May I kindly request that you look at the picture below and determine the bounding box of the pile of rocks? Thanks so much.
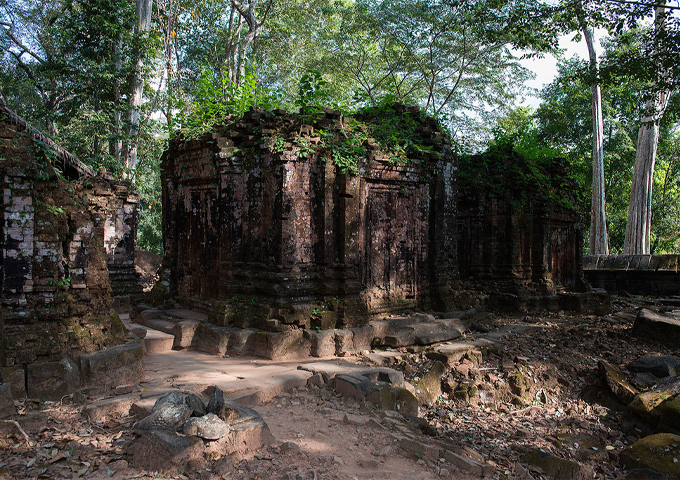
[597,351,680,477]
[129,387,273,474]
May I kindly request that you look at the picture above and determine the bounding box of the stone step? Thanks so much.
[136,309,201,350]
[131,324,175,354]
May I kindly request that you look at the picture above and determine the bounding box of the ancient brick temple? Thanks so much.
[0,104,141,398]
[160,105,457,330]
[160,105,591,329]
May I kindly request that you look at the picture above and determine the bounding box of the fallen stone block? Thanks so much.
[524,449,594,480]
[129,429,204,474]
[399,437,440,461]
[630,376,680,414]
[343,413,369,426]
[654,396,680,432]
[83,393,142,422]
[334,374,382,401]
[599,360,638,405]
[0,383,14,418]
[27,357,80,400]
[80,343,143,393]
[620,433,680,478]
[413,319,465,345]
[442,449,495,477]
[367,386,419,416]
[472,336,504,356]
[426,342,476,366]
[382,328,415,348]
[633,309,680,348]
[360,367,405,387]
[414,361,446,404]
[629,355,680,379]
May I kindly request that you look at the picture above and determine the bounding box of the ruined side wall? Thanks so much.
[160,106,457,329]
[454,150,587,310]
[0,117,131,397]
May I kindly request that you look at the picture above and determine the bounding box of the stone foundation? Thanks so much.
[584,255,680,297]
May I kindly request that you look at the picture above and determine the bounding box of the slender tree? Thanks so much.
[126,0,153,174]
[579,17,609,254]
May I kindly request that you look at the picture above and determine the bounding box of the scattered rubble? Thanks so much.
[3,296,680,479]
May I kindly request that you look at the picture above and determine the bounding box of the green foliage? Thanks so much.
[458,128,580,214]
[133,123,167,255]
[180,65,282,138]
[296,69,333,113]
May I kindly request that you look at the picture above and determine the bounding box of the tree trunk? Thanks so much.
[126,0,153,175]
[623,3,670,254]
[111,35,123,161]
[623,117,661,254]
[582,24,608,254]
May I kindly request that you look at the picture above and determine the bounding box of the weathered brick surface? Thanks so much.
[0,105,141,397]
[159,105,588,327]
[160,105,458,329]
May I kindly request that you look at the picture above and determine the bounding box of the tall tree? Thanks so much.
[126,0,153,173]
[623,2,671,254]
[580,16,608,254]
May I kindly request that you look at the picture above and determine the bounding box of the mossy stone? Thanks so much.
[620,433,680,477]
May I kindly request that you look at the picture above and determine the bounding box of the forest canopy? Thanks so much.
[1,0,679,255]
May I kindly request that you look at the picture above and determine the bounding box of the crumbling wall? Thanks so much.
[160,105,458,330]
[454,146,588,310]
[0,106,140,398]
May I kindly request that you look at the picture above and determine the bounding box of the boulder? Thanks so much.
[620,433,680,477]
[79,342,143,392]
[629,355,680,379]
[524,449,594,480]
[633,309,680,348]
[182,413,230,440]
